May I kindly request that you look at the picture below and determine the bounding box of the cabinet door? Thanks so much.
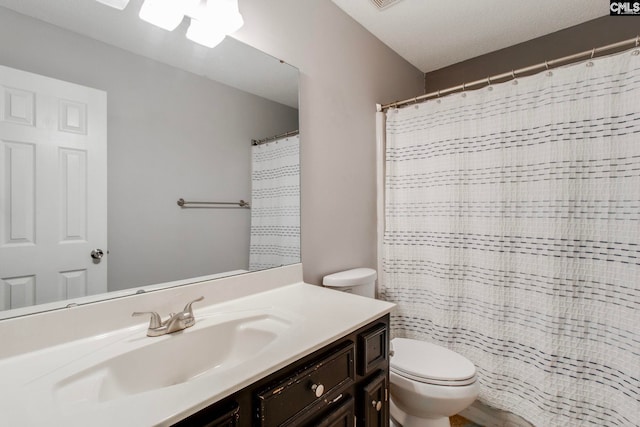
[358,371,388,427]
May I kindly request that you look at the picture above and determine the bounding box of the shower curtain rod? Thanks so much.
[377,35,640,112]
[251,129,299,145]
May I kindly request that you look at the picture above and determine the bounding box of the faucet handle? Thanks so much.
[182,296,204,316]
[132,311,163,329]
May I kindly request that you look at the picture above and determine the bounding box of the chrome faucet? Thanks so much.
[132,296,204,337]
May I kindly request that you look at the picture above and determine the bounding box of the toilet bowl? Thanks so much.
[389,338,479,427]
[322,269,480,427]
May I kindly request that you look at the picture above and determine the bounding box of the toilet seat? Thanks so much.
[390,338,477,386]
[391,366,476,386]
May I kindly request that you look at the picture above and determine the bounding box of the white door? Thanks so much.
[0,65,107,310]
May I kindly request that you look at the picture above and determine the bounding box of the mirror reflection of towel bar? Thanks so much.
[177,198,250,208]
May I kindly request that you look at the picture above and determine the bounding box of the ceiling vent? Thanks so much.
[370,0,403,10]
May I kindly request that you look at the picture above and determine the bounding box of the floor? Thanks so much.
[450,415,483,427]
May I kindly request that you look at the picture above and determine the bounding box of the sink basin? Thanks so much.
[53,312,291,406]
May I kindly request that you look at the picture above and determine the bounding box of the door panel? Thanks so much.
[2,86,35,126]
[59,148,87,241]
[59,269,88,299]
[2,140,35,245]
[0,275,35,309]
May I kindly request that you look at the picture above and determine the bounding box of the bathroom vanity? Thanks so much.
[174,314,389,427]
[0,265,394,426]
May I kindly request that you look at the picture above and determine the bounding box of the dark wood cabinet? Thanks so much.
[172,314,389,427]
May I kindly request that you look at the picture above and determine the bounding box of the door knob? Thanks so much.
[91,249,105,260]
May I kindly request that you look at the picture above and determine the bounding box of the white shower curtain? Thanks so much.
[249,134,300,271]
[381,49,640,426]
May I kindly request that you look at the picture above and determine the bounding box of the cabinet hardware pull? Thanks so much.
[311,383,325,398]
[371,400,382,411]
[330,394,343,404]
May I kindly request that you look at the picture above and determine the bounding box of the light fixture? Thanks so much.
[95,0,244,49]
[95,0,130,10]
[139,0,185,31]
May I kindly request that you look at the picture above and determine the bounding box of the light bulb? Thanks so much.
[193,0,244,35]
[186,18,226,48]
[217,0,244,34]
[139,0,185,31]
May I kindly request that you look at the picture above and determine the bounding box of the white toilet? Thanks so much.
[323,268,480,427]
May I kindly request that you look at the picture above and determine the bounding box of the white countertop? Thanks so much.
[0,282,393,426]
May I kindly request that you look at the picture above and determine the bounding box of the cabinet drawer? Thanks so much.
[357,324,388,376]
[256,342,355,427]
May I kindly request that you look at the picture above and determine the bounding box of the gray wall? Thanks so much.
[234,0,425,285]
[0,8,298,291]
[425,16,640,91]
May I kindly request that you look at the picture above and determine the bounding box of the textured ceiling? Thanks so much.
[0,0,299,108]
[332,0,609,72]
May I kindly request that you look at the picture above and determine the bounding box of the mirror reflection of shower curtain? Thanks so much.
[249,134,300,271]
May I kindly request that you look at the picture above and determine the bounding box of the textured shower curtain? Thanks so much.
[249,134,300,271]
[381,49,640,426]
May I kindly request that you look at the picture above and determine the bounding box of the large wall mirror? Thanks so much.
[0,0,300,319]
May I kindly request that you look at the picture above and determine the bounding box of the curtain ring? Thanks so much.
[636,35,639,47]
[585,48,596,67]
[544,60,549,70]
[486,76,493,91]
[511,70,516,79]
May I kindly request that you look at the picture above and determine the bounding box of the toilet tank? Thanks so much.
[322,268,377,298]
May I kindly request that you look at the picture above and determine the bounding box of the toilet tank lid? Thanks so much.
[322,268,377,287]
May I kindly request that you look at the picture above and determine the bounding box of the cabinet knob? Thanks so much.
[311,383,325,397]
[371,400,382,411]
